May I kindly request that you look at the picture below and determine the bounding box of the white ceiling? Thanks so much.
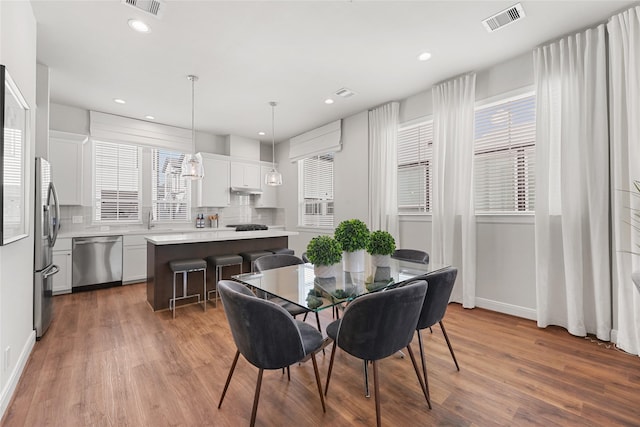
[31,0,636,142]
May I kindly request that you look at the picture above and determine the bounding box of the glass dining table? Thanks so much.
[232,257,450,315]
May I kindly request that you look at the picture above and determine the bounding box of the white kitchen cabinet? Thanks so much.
[49,131,87,205]
[197,155,230,207]
[230,161,260,189]
[123,235,147,284]
[52,237,72,295]
[256,165,278,207]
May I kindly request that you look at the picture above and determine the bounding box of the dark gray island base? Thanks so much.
[146,232,292,311]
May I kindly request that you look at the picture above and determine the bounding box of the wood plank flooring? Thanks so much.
[2,283,639,426]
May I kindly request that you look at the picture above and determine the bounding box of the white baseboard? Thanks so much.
[0,330,35,419]
[475,297,537,321]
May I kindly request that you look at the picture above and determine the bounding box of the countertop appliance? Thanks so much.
[227,224,269,231]
[34,157,61,339]
[72,236,123,291]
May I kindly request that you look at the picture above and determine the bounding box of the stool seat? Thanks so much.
[207,254,244,267]
[268,248,295,255]
[170,259,207,272]
[239,250,272,262]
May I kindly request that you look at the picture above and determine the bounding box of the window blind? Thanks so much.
[397,121,433,213]
[152,149,190,221]
[474,92,536,213]
[300,153,334,228]
[94,141,141,222]
[3,127,24,228]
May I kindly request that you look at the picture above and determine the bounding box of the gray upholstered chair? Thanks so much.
[411,267,459,404]
[324,280,429,426]
[217,280,326,427]
[253,254,323,332]
[392,248,429,264]
[301,252,310,263]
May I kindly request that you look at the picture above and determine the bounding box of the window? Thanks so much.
[94,141,141,222]
[474,92,536,213]
[299,153,334,228]
[397,120,433,213]
[152,149,190,221]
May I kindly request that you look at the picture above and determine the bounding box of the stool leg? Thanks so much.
[203,268,207,312]
[182,271,188,305]
[172,271,177,319]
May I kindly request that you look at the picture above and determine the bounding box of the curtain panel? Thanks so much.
[431,73,477,308]
[608,6,640,355]
[368,102,400,241]
[533,25,611,340]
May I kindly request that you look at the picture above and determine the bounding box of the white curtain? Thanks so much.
[608,6,640,355]
[533,25,610,340]
[368,102,399,241]
[431,74,476,308]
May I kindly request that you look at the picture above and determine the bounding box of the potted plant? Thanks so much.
[334,219,370,272]
[366,230,396,268]
[306,235,343,278]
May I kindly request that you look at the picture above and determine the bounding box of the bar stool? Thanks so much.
[267,248,295,255]
[206,254,243,307]
[239,250,272,273]
[169,258,207,319]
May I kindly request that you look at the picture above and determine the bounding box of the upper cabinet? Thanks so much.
[230,161,260,189]
[49,131,87,205]
[256,165,278,208]
[197,154,230,207]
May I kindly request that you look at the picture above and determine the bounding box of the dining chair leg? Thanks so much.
[218,350,240,409]
[324,340,337,396]
[407,342,431,409]
[311,353,326,412]
[363,360,370,398]
[250,368,264,427]
[286,366,291,381]
[372,360,381,427]
[439,321,460,371]
[417,330,431,407]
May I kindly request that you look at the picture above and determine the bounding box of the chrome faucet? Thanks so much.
[147,210,155,230]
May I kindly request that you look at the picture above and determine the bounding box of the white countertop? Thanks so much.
[145,229,298,245]
[58,225,286,239]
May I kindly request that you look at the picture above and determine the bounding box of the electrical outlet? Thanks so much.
[72,215,83,224]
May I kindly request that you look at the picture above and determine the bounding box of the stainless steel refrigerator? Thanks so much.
[34,157,60,339]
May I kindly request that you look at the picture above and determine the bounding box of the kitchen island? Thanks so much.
[145,229,298,311]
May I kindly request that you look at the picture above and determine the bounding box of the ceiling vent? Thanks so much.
[122,0,165,18]
[335,87,356,98]
[482,3,525,33]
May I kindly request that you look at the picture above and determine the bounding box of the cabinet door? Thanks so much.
[52,251,72,295]
[230,162,260,188]
[49,133,84,205]
[198,157,230,207]
[256,165,278,207]
[123,245,147,283]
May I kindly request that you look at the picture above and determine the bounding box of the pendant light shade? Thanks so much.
[265,101,283,186]
[181,75,204,180]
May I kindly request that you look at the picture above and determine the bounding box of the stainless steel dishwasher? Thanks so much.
[72,236,123,291]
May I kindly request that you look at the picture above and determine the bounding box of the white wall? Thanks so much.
[0,0,38,418]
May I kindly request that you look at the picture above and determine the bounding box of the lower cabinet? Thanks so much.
[52,250,72,295]
[123,235,147,284]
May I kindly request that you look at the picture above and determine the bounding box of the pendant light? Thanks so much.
[181,75,204,180]
[265,101,283,186]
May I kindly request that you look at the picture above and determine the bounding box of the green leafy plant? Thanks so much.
[366,230,396,256]
[306,235,343,266]
[334,219,370,252]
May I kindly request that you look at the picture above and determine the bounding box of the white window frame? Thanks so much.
[151,148,191,223]
[397,116,433,215]
[474,87,536,215]
[298,153,335,229]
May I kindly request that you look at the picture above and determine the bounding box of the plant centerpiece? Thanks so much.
[366,230,396,268]
[306,235,343,278]
[334,219,370,272]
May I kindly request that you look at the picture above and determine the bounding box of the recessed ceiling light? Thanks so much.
[418,52,432,61]
[113,98,126,104]
[324,98,335,105]
[128,19,151,33]
[258,131,266,136]
[145,115,155,120]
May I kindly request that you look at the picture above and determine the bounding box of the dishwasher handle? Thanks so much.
[73,236,123,245]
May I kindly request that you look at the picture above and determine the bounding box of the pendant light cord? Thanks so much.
[270,101,277,169]
[188,75,198,154]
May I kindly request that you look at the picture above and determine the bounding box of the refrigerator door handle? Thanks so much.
[42,264,60,279]
[47,182,61,247]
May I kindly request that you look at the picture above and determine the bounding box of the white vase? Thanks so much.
[314,264,338,278]
[343,249,365,272]
[371,254,391,268]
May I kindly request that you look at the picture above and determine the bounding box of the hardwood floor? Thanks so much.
[2,283,639,426]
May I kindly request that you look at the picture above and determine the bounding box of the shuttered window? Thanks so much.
[94,141,141,222]
[3,127,24,227]
[474,92,536,213]
[152,149,190,221]
[299,153,334,228]
[397,121,433,213]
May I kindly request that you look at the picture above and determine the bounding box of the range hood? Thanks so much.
[230,186,263,195]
